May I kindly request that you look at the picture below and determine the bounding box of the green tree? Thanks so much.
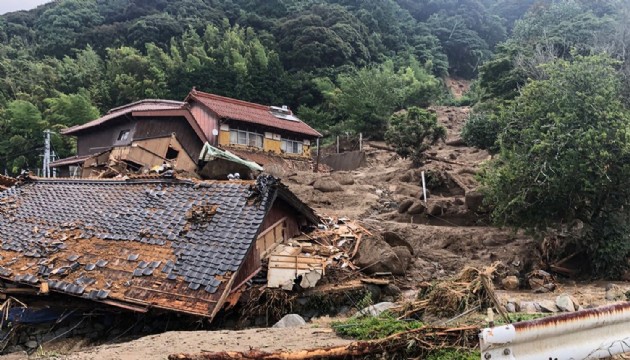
[0,100,47,174]
[481,55,630,277]
[385,107,446,165]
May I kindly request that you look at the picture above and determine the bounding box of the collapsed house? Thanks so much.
[51,91,323,178]
[0,174,318,320]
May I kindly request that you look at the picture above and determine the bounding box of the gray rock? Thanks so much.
[555,294,576,312]
[505,302,517,313]
[25,340,38,349]
[538,300,559,313]
[427,201,447,216]
[383,284,402,297]
[397,199,414,213]
[272,314,306,328]
[519,301,538,314]
[313,179,343,193]
[332,173,355,186]
[355,302,397,317]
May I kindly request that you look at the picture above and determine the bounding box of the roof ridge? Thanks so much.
[108,99,185,114]
[191,91,271,111]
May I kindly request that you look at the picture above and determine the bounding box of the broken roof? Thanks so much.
[0,175,316,318]
[186,90,322,138]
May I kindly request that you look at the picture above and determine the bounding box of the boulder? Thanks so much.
[519,301,538,314]
[465,190,485,212]
[407,201,426,215]
[383,284,402,297]
[25,340,38,349]
[332,172,355,186]
[501,276,519,291]
[605,283,625,301]
[555,294,576,312]
[538,300,559,313]
[313,178,343,193]
[505,302,517,313]
[394,183,423,197]
[382,231,414,255]
[272,314,306,328]
[355,302,397,317]
[427,201,448,216]
[354,237,411,276]
[397,199,414,213]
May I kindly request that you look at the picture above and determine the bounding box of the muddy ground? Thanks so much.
[3,105,628,359]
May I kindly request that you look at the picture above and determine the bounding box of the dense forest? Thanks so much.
[2,0,630,276]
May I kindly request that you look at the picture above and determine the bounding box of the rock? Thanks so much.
[465,190,484,212]
[25,340,38,349]
[355,302,397,317]
[519,301,538,314]
[505,302,517,313]
[332,172,355,186]
[538,300,559,313]
[354,237,411,275]
[555,294,576,312]
[383,284,402,297]
[272,314,306,328]
[448,153,457,160]
[397,199,414,213]
[605,283,625,301]
[394,183,423,197]
[453,197,465,206]
[382,232,414,255]
[501,276,519,290]
[313,179,343,193]
[427,200,447,216]
[407,201,426,215]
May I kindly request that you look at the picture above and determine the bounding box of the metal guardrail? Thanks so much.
[480,302,630,359]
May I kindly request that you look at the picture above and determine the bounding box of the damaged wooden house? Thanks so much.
[0,174,318,320]
[51,99,208,178]
[51,91,322,179]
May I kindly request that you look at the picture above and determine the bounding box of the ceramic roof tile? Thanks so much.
[0,176,282,318]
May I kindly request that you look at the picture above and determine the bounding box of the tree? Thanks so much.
[385,107,446,165]
[0,100,47,174]
[481,55,630,277]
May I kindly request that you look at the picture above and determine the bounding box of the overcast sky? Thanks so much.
[0,0,52,15]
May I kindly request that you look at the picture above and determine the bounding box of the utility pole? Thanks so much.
[43,130,51,178]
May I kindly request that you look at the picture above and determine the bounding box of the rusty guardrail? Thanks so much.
[480,302,630,359]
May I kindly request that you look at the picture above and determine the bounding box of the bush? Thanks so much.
[385,107,447,166]
[332,313,424,340]
[461,112,502,152]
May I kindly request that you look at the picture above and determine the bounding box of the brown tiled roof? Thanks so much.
[63,100,186,135]
[187,90,322,138]
[0,175,315,318]
[49,154,92,168]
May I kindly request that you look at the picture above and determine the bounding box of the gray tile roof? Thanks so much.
[0,176,285,317]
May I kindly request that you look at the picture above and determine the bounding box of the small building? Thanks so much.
[0,174,318,319]
[186,90,322,159]
[52,100,207,178]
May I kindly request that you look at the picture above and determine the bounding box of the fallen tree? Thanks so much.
[168,325,478,360]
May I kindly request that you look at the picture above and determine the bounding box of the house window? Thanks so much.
[117,130,130,141]
[281,139,303,154]
[229,129,263,149]
[165,147,179,160]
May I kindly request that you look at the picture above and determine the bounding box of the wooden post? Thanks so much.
[336,136,340,154]
[359,133,363,151]
[314,137,320,173]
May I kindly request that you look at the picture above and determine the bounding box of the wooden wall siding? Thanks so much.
[133,137,197,172]
[256,217,286,258]
[77,120,137,156]
[231,245,262,292]
[190,102,220,144]
[134,117,203,160]
[261,200,301,241]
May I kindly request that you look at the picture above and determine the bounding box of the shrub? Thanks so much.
[461,112,501,152]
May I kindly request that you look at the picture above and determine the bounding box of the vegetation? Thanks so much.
[385,107,446,165]
[332,313,424,340]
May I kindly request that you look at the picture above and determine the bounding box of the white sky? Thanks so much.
[0,0,52,15]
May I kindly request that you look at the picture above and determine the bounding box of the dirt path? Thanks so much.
[0,327,350,360]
